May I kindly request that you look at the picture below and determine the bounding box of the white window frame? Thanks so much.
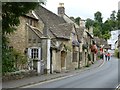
[28,47,41,60]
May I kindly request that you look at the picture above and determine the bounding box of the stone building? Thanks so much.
[8,5,83,74]
[7,4,97,74]
[34,5,82,73]
[7,11,45,73]
[57,3,97,67]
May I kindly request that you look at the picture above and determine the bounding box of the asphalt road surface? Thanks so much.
[22,57,120,89]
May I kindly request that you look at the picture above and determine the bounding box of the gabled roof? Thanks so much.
[26,24,43,38]
[34,5,66,35]
[49,23,73,39]
[76,28,84,43]
[94,37,100,45]
[85,31,94,39]
[63,14,80,28]
[24,11,38,20]
[103,44,111,49]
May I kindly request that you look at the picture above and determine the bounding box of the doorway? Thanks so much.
[61,51,66,69]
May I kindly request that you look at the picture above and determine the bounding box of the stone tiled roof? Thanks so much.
[94,37,101,46]
[25,11,38,20]
[27,24,43,38]
[94,37,107,47]
[76,28,84,43]
[34,5,66,36]
[49,23,73,39]
[100,38,107,45]
[103,44,111,49]
[85,31,94,39]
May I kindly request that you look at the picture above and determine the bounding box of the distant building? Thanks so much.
[108,30,120,49]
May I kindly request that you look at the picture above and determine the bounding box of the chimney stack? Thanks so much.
[58,3,65,17]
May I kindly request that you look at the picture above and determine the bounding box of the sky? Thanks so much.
[43,0,120,22]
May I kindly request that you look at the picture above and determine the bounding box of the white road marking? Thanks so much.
[22,74,75,88]
[98,59,105,68]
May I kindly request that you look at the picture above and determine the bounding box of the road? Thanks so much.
[22,57,119,89]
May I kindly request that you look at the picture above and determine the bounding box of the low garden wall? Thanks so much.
[2,70,38,82]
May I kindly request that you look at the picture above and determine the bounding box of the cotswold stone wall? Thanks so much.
[7,16,27,54]
[2,70,38,82]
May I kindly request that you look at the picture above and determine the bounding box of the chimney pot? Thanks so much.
[58,3,65,17]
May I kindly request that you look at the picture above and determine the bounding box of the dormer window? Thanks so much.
[29,19,32,25]
[28,19,37,27]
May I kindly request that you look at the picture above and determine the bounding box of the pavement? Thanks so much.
[2,59,104,89]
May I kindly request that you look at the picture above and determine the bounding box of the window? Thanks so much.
[73,51,77,62]
[31,48,38,59]
[28,48,41,60]
[72,46,77,62]
[28,39,32,43]
[33,20,37,27]
[29,19,32,25]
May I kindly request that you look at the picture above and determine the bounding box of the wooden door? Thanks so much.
[61,51,66,68]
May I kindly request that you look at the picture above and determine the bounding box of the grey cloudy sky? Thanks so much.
[43,0,120,21]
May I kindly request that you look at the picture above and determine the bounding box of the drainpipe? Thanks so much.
[78,42,81,69]
[78,45,80,69]
[47,39,51,74]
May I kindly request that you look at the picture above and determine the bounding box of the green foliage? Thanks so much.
[117,10,120,29]
[92,11,113,40]
[75,17,81,25]
[2,2,39,34]
[93,26,101,37]
[102,33,111,40]
[2,48,27,74]
[85,18,94,29]
[94,11,103,23]
[2,48,15,73]
[110,10,116,21]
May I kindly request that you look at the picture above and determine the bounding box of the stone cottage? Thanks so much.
[34,5,82,73]
[57,3,97,67]
[7,3,97,74]
[7,4,83,74]
[7,11,45,73]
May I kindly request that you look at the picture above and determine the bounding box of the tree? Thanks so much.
[109,10,117,30]
[94,11,103,23]
[117,10,120,29]
[75,17,81,25]
[93,11,111,40]
[2,2,39,34]
[85,18,94,29]
[93,26,102,37]
[110,10,116,21]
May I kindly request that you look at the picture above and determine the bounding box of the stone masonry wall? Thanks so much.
[8,16,27,54]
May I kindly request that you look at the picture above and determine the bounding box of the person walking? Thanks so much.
[105,51,108,61]
[107,52,111,61]
[100,47,103,60]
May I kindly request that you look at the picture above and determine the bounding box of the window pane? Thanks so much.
[73,51,77,62]
[31,48,39,59]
